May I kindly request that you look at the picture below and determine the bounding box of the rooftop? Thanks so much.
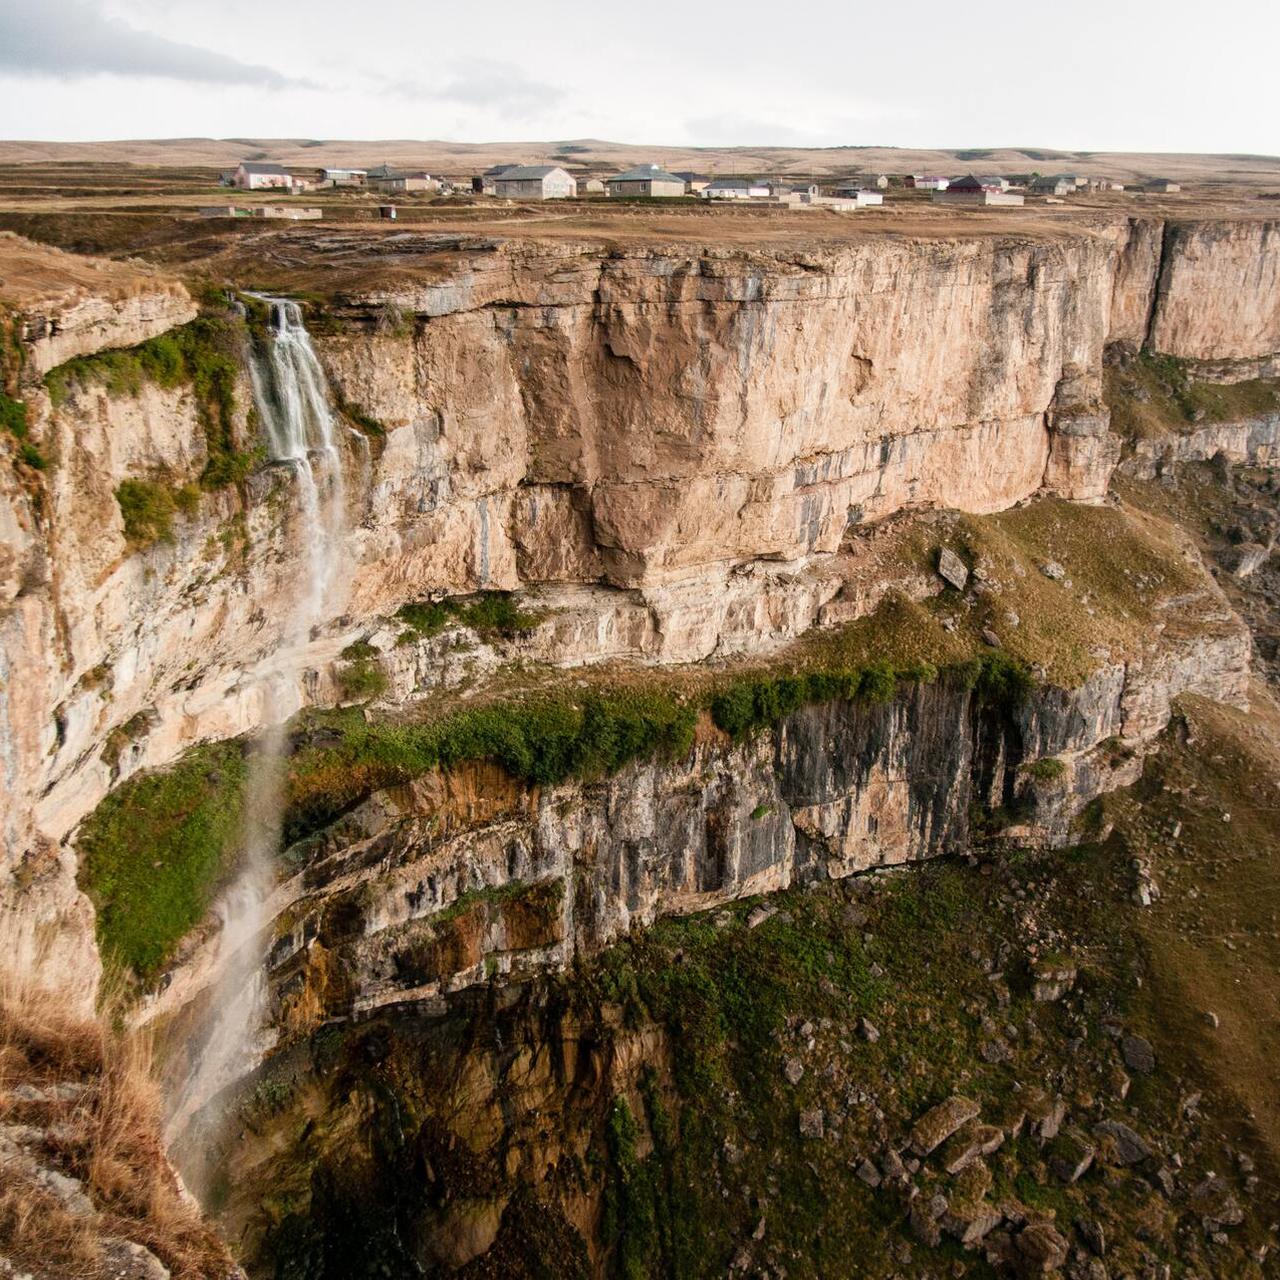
[609,165,687,184]
[495,165,566,180]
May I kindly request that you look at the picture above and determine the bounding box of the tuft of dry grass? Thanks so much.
[0,963,236,1279]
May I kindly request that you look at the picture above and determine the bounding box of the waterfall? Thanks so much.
[247,298,346,622]
[168,299,345,1149]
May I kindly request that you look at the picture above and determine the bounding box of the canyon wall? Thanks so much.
[261,629,1252,1034]
[0,215,1278,1001]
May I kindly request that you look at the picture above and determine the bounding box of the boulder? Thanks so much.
[937,547,969,590]
[1075,1216,1106,1257]
[1032,959,1077,1002]
[798,1108,824,1140]
[1047,1127,1095,1184]
[1189,1174,1244,1229]
[1223,541,1269,578]
[1120,1033,1155,1075]
[1014,1222,1070,1273]
[940,1122,1005,1174]
[910,1095,981,1156]
[1092,1119,1152,1166]
[1022,1088,1067,1141]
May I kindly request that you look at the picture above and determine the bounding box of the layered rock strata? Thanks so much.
[1,216,1278,1001]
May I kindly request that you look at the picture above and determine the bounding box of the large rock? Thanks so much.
[1092,1119,1152,1166]
[911,1095,981,1156]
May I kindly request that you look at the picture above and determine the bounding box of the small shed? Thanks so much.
[1145,178,1181,193]
[318,167,367,188]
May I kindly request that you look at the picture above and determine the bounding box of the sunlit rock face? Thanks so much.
[1,215,1278,1005]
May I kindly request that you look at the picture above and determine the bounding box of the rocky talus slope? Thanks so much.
[0,213,1278,1276]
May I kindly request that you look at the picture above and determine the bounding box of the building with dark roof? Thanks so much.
[492,165,577,200]
[605,165,688,197]
[933,174,1025,206]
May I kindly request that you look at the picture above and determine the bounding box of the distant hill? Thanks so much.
[1,137,1278,185]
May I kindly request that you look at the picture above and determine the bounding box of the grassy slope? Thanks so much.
[225,691,1280,1278]
[1105,350,1280,442]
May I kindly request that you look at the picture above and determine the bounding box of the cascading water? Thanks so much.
[167,299,346,1147]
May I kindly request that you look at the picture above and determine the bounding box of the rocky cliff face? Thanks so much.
[0,214,1277,1008]
[184,626,1244,1055]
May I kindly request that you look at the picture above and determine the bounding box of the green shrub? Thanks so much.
[1024,756,1067,782]
[335,657,388,703]
[709,663,910,740]
[17,441,45,470]
[0,390,44,468]
[972,652,1035,708]
[115,478,177,545]
[0,389,26,437]
[395,591,540,640]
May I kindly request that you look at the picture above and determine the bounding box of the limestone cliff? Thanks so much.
[0,214,1277,1007]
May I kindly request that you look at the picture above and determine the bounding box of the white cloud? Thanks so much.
[0,0,308,87]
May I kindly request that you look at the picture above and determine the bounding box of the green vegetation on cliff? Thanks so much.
[76,740,247,978]
[114,476,199,545]
[1105,349,1279,440]
[77,641,1031,982]
[395,591,541,640]
[44,314,259,493]
[0,387,45,469]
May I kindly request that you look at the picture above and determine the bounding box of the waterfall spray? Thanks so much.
[168,299,346,1144]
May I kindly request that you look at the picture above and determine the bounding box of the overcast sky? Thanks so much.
[0,0,1276,153]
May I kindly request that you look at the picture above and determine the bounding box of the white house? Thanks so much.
[703,177,770,199]
[232,162,291,191]
[318,168,367,188]
[492,165,577,200]
[831,187,885,206]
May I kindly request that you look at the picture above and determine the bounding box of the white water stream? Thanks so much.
[168,299,346,1142]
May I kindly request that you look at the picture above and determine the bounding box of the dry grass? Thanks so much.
[1107,685,1280,1192]
[0,230,187,309]
[0,963,235,1278]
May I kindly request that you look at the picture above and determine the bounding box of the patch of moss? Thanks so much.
[76,740,248,979]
